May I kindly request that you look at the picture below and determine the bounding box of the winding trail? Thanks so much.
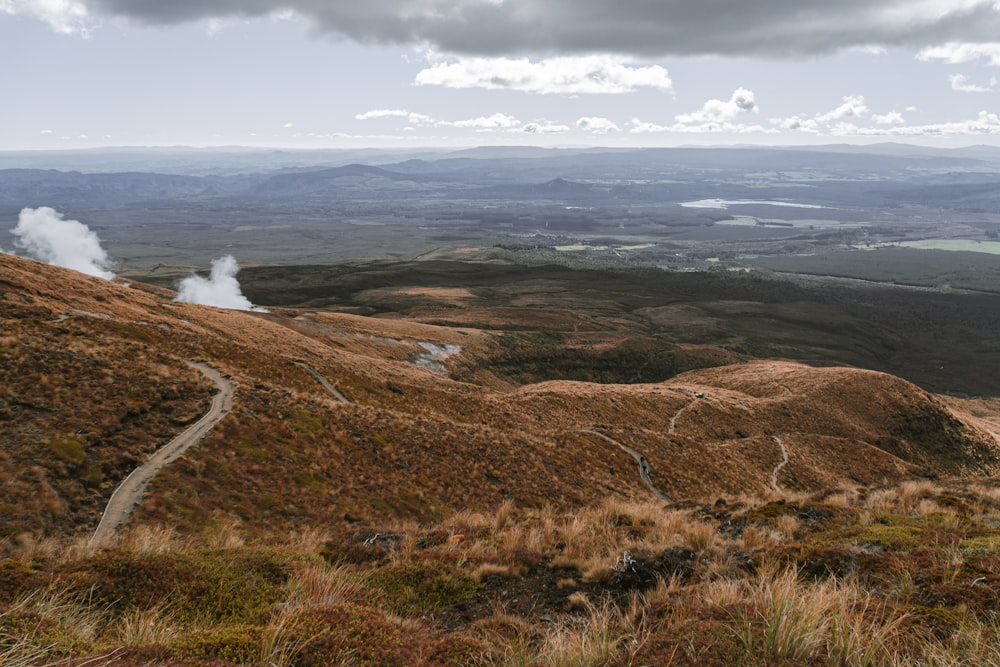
[573,428,674,504]
[90,362,232,547]
[770,434,789,495]
[669,399,697,436]
[295,362,351,404]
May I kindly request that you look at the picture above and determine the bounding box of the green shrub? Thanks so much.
[366,563,479,616]
[45,436,86,464]
[170,623,261,663]
[286,603,416,667]
[59,547,290,625]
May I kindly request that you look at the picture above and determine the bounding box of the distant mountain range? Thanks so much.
[1,144,998,213]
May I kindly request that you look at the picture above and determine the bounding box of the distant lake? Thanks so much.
[679,198,828,210]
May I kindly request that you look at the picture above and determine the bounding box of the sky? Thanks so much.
[2,0,1000,150]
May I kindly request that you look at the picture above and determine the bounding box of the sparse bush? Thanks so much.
[366,563,479,616]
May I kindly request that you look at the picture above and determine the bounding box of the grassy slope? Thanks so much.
[3,253,1000,543]
[7,481,1000,665]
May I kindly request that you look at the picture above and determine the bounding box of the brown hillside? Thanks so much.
[2,253,998,541]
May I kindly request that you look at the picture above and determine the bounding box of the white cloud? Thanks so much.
[39,129,53,134]
[637,88,772,134]
[576,116,620,133]
[11,206,114,279]
[355,108,435,124]
[629,108,773,135]
[950,73,995,92]
[675,88,758,125]
[771,115,822,133]
[414,54,672,94]
[872,111,906,124]
[359,108,569,134]
[1,0,90,35]
[918,42,1000,66]
[282,122,294,128]
[824,110,1000,136]
[816,95,869,123]
[628,118,668,134]
[442,112,522,130]
[519,121,570,134]
[175,255,266,312]
[772,95,912,134]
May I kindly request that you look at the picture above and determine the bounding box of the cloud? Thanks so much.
[816,95,869,123]
[675,88,758,125]
[1,0,90,35]
[414,55,672,94]
[630,88,772,134]
[771,115,822,133]
[282,121,295,128]
[441,112,522,130]
[804,110,1000,137]
[355,108,435,124]
[772,95,912,134]
[519,121,570,133]
[918,42,1000,66]
[17,0,1000,58]
[576,116,620,133]
[872,111,906,124]
[949,73,996,92]
[39,129,53,134]
[175,255,266,312]
[11,207,114,279]
[357,108,568,133]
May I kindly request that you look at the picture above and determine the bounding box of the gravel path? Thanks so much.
[295,361,351,404]
[573,428,674,504]
[770,434,789,495]
[90,362,232,547]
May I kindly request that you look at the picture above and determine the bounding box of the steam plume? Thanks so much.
[175,255,266,312]
[11,207,115,279]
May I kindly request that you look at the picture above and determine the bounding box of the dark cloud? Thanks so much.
[86,0,1000,57]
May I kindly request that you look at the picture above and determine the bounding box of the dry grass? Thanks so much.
[201,517,246,549]
[472,563,513,583]
[115,603,180,646]
[7,482,1000,665]
[281,561,364,609]
[119,524,192,555]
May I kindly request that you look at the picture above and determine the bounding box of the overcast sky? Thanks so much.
[3,0,1000,150]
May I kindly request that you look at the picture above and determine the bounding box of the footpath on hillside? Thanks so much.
[90,361,232,547]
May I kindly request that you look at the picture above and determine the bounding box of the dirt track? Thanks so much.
[294,361,351,403]
[770,435,789,495]
[90,362,232,547]
[573,428,674,504]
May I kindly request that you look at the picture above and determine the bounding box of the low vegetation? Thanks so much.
[5,480,1000,665]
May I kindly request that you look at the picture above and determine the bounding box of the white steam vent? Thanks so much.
[10,206,115,279]
[175,255,267,312]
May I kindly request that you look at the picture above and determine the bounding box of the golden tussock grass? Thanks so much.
[8,482,1000,665]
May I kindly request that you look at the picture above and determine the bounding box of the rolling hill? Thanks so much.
[2,251,998,543]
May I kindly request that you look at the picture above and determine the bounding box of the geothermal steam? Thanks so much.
[175,255,265,312]
[11,207,115,279]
